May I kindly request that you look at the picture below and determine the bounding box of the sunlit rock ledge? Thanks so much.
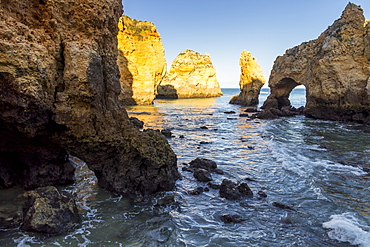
[157,50,223,99]
[261,3,370,124]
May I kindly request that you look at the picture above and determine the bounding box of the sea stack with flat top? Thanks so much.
[157,50,223,99]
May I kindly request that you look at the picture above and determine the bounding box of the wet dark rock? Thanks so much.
[189,158,217,172]
[244,108,258,113]
[193,169,212,182]
[200,141,211,145]
[204,187,210,192]
[257,191,267,198]
[208,182,221,190]
[239,201,250,208]
[255,106,304,119]
[224,111,236,114]
[239,114,249,117]
[272,202,295,211]
[161,129,173,138]
[130,117,144,129]
[221,213,244,223]
[200,126,209,129]
[188,187,204,195]
[181,165,193,173]
[155,194,175,206]
[21,186,79,235]
[219,179,242,200]
[179,135,185,139]
[245,177,258,182]
[238,183,253,198]
[214,168,224,175]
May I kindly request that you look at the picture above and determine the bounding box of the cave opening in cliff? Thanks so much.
[276,78,306,109]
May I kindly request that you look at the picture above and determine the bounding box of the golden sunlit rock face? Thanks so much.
[229,50,266,105]
[117,15,167,105]
[157,50,223,98]
[263,3,370,123]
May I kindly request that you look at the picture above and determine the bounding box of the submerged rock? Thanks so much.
[189,158,217,172]
[221,213,245,223]
[0,0,179,197]
[117,15,167,105]
[157,50,223,99]
[230,50,266,106]
[219,179,242,200]
[21,187,79,235]
[262,3,370,124]
[193,168,213,182]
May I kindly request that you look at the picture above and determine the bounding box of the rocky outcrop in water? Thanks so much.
[21,186,79,235]
[0,0,179,196]
[261,3,370,123]
[157,50,223,98]
[117,16,167,105]
[230,50,266,105]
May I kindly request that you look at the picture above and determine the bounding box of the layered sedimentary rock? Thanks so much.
[117,16,167,105]
[0,0,178,196]
[230,50,266,105]
[157,50,223,98]
[262,3,370,123]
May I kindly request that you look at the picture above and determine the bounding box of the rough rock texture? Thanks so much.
[230,50,266,105]
[0,0,179,196]
[117,15,167,105]
[157,50,223,98]
[21,186,79,235]
[262,3,370,123]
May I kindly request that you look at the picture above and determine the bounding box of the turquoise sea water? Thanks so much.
[1,88,370,246]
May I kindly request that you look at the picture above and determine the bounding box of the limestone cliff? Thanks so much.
[230,50,266,105]
[0,0,179,196]
[157,50,223,98]
[261,3,370,123]
[117,15,167,105]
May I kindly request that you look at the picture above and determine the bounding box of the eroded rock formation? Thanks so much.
[262,3,370,123]
[0,0,178,196]
[117,15,167,105]
[230,50,266,105]
[157,50,223,98]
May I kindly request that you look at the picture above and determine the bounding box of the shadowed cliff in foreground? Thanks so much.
[0,0,179,196]
[262,3,370,123]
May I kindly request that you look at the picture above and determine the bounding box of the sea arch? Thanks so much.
[261,77,306,110]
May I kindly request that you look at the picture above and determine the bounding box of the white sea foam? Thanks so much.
[323,213,370,247]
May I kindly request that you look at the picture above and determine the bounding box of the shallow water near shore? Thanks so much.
[1,88,370,246]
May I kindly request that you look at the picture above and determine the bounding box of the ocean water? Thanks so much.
[1,88,370,247]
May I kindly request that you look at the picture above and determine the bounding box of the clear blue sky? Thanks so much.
[122,1,369,88]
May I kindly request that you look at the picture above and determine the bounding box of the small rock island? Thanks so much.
[157,50,223,99]
[230,50,266,106]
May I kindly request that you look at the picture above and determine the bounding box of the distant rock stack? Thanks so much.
[229,50,266,105]
[117,15,167,105]
[261,3,370,124]
[157,50,223,98]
